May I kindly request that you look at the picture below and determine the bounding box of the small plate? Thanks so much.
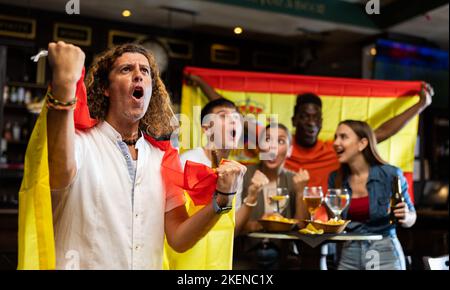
[300,220,351,234]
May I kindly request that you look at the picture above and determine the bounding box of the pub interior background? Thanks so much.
[0,0,448,270]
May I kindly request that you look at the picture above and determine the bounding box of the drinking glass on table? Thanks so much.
[303,186,323,221]
[269,187,290,214]
[324,188,350,220]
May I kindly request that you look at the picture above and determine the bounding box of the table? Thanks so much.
[246,232,383,269]
[248,232,383,242]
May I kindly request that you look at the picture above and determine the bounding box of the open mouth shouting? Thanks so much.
[223,127,237,141]
[335,147,345,158]
[132,86,144,100]
[267,152,277,162]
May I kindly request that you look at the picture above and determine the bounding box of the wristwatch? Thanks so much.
[213,191,233,214]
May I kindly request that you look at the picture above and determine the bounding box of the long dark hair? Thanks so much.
[335,120,386,187]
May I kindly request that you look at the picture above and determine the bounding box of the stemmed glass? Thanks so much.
[324,188,350,220]
[303,186,323,221]
[270,187,290,214]
[266,187,290,214]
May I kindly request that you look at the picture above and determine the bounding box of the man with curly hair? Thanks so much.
[46,41,246,269]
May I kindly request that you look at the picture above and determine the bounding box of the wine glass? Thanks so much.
[324,188,350,220]
[270,187,290,214]
[303,186,323,221]
[263,186,277,213]
[265,187,289,214]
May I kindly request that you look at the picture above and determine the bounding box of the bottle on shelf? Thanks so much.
[12,121,21,141]
[24,89,32,105]
[1,193,8,208]
[3,121,13,142]
[3,85,9,104]
[9,194,18,207]
[17,87,25,104]
[9,86,17,104]
[21,125,29,141]
[389,175,405,224]
[0,138,7,164]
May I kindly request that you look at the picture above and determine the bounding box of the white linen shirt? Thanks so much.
[51,121,185,270]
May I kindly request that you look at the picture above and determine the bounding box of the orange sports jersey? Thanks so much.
[285,139,340,192]
[284,139,339,221]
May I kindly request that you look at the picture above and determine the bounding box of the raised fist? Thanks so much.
[48,41,85,100]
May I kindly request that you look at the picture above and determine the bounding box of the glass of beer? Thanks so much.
[324,188,350,220]
[303,186,323,221]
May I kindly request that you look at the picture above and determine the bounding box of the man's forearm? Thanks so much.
[375,101,423,143]
[166,161,246,252]
[47,83,77,189]
[196,78,222,101]
[46,42,85,190]
[166,202,222,253]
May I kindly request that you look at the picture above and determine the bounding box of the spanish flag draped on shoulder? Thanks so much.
[17,69,92,270]
[17,68,218,270]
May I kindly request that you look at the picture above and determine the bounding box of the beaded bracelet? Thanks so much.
[46,89,77,111]
[46,101,77,111]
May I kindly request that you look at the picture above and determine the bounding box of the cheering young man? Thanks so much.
[46,41,246,269]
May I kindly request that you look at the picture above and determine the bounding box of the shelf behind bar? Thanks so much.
[0,208,18,215]
[0,164,24,179]
[3,103,29,112]
[7,81,48,89]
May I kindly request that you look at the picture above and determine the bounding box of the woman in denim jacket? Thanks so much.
[328,120,416,270]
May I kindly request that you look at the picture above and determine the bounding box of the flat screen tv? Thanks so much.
[373,39,448,108]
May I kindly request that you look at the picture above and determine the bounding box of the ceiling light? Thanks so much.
[122,10,132,17]
[370,47,377,56]
[234,27,243,35]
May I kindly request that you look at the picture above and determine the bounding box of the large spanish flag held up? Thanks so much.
[180,66,423,204]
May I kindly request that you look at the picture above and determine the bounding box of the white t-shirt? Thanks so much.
[180,147,212,169]
[51,121,185,270]
[180,147,242,209]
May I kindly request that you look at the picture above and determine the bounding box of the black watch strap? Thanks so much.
[215,189,237,196]
[213,191,232,214]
